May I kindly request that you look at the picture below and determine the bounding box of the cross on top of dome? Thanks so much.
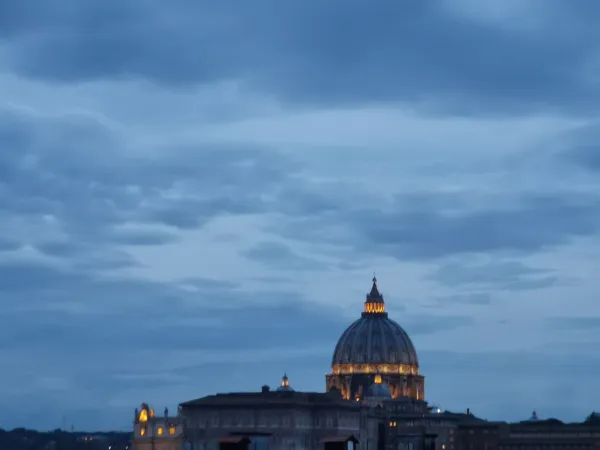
[369,276,382,300]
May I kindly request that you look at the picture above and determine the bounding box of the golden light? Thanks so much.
[150,409,155,418]
[157,427,163,436]
[169,426,176,435]
[139,409,148,423]
[374,374,382,384]
[332,363,418,376]
[140,426,146,436]
[364,301,386,314]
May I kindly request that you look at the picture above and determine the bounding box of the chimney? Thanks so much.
[467,408,471,416]
[261,385,270,393]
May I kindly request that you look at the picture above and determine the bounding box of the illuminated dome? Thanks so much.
[332,277,419,367]
[366,374,392,399]
[326,277,425,402]
[276,373,294,392]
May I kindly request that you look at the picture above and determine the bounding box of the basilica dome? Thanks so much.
[326,277,425,402]
[332,277,419,367]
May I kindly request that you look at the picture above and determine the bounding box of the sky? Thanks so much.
[1,0,600,431]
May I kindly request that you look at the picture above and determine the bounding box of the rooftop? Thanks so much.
[180,390,360,410]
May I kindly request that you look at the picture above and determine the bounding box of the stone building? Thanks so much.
[179,380,362,450]
[496,416,600,450]
[326,278,425,402]
[133,403,185,450]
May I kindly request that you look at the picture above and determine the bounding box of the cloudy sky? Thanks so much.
[2,0,600,431]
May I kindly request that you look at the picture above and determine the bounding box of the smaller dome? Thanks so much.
[276,373,294,392]
[366,374,391,399]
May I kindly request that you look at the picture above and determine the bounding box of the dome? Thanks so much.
[332,278,419,367]
[366,375,392,399]
[276,373,294,392]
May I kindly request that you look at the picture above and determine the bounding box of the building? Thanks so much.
[133,403,185,450]
[133,277,427,450]
[132,277,600,450]
[326,278,424,403]
[179,381,362,450]
[497,417,600,450]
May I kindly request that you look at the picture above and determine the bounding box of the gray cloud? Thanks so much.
[432,293,493,306]
[430,260,559,291]
[401,315,474,336]
[0,106,303,271]
[546,317,600,330]
[1,1,599,114]
[564,146,600,172]
[273,192,600,261]
[242,241,329,271]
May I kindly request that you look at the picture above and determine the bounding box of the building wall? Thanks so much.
[132,411,184,450]
[497,423,600,450]
[181,405,362,450]
[456,424,501,450]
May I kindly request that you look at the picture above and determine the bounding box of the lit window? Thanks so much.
[169,426,176,435]
[157,427,163,436]
[140,426,147,436]
[139,409,148,423]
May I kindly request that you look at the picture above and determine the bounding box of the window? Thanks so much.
[169,426,176,435]
[140,425,147,436]
[157,427,163,436]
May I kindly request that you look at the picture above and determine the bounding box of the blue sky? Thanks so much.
[1,0,600,431]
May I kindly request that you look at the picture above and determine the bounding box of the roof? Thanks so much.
[439,411,491,425]
[218,436,252,444]
[180,391,361,410]
[323,435,360,443]
[332,278,418,367]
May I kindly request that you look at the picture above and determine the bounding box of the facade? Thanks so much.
[326,278,425,402]
[133,403,185,450]
[497,419,600,450]
[179,382,362,450]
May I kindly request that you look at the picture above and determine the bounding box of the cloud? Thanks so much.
[430,260,559,291]
[432,293,493,306]
[0,106,303,270]
[241,241,329,271]
[1,1,600,114]
[1,0,600,433]
[273,191,600,262]
[546,317,600,330]
[567,146,600,171]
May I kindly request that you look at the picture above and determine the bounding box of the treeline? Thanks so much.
[0,428,131,450]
